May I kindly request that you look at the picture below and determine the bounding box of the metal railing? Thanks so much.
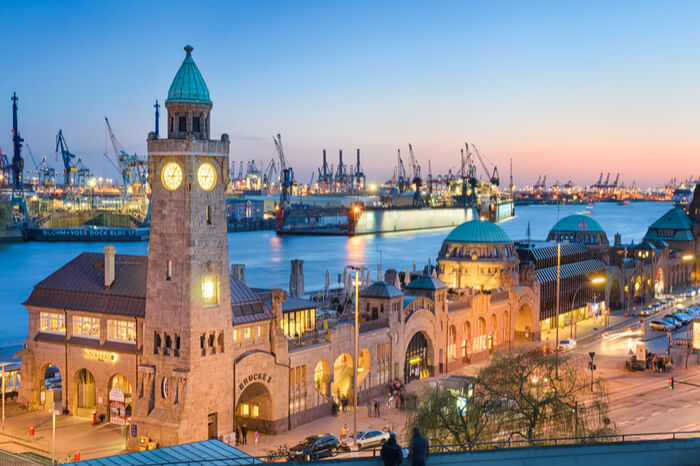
[250,430,700,464]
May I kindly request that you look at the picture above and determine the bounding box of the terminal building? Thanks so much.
[17,47,540,448]
[16,44,700,450]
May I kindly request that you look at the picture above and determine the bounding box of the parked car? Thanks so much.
[341,430,390,450]
[650,320,673,331]
[662,315,682,329]
[672,312,692,324]
[558,339,577,351]
[289,435,340,461]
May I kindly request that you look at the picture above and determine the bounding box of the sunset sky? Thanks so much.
[1,1,699,188]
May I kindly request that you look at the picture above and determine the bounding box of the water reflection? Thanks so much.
[0,202,674,341]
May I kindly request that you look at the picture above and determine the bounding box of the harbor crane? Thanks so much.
[262,159,277,189]
[353,149,365,192]
[396,148,409,193]
[318,149,332,189]
[603,172,610,188]
[0,145,10,184]
[10,92,28,227]
[26,143,56,188]
[105,117,148,194]
[472,143,499,186]
[273,133,295,206]
[407,144,423,206]
[55,129,77,186]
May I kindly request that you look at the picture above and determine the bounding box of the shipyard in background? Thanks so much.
[1,94,697,241]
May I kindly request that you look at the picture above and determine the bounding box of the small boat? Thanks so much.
[618,199,630,205]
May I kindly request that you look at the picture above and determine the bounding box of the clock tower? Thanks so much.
[132,45,233,447]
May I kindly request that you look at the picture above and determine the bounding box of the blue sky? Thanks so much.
[1,0,699,187]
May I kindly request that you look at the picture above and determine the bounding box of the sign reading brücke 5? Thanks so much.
[239,372,272,391]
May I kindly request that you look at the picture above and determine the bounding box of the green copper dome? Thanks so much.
[166,45,212,105]
[550,214,604,234]
[445,219,512,244]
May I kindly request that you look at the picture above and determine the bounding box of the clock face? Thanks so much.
[197,162,217,191]
[161,162,183,191]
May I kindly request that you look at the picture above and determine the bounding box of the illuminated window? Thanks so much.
[40,312,66,334]
[257,325,263,337]
[107,320,136,342]
[73,316,100,338]
[252,405,259,418]
[166,260,172,281]
[201,275,219,306]
[239,402,259,418]
[244,327,251,339]
[233,329,240,341]
[242,403,249,416]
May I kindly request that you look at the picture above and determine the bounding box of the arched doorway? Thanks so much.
[331,353,354,405]
[108,374,133,419]
[236,382,272,434]
[42,365,62,411]
[490,314,498,349]
[313,359,330,398]
[474,318,486,352]
[462,321,471,361]
[358,349,371,391]
[404,332,431,383]
[448,325,457,361]
[655,268,664,297]
[75,369,96,417]
[515,304,534,343]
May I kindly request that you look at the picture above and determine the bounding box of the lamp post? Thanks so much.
[0,362,9,433]
[346,265,362,452]
[555,242,561,379]
[569,276,606,339]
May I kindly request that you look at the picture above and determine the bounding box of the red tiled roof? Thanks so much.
[24,252,147,317]
[25,252,272,323]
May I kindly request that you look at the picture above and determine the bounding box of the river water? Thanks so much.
[0,202,673,342]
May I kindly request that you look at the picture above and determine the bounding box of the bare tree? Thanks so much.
[478,353,615,442]
[405,379,494,449]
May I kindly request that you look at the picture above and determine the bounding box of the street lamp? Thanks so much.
[345,265,363,452]
[569,276,606,339]
[0,362,9,433]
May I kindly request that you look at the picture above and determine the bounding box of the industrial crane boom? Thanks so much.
[471,143,500,186]
[55,129,76,186]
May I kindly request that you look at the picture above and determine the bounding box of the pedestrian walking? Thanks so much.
[374,399,381,418]
[380,432,403,466]
[236,426,241,445]
[241,424,248,445]
[341,424,349,441]
[410,427,429,466]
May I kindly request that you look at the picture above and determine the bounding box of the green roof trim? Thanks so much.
[550,214,605,234]
[643,207,695,242]
[647,207,694,231]
[406,275,447,290]
[166,45,212,105]
[445,219,512,244]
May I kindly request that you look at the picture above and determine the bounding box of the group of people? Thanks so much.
[235,424,249,445]
[648,352,674,372]
[380,427,429,466]
[332,393,351,414]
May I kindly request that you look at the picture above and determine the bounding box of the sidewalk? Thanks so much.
[540,312,631,345]
[0,406,125,463]
[235,398,412,458]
